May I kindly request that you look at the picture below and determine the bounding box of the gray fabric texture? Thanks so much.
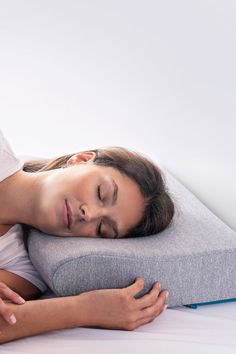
[28,168,236,308]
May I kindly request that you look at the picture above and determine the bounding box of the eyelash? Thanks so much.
[97,185,103,237]
[97,185,102,201]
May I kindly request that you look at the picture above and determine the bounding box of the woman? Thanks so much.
[0,129,174,343]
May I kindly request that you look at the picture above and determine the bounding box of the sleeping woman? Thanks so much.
[0,129,174,343]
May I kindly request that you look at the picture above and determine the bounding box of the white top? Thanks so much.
[0,129,47,292]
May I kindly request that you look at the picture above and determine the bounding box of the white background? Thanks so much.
[0,0,235,231]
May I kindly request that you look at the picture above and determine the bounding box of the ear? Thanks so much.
[66,151,96,166]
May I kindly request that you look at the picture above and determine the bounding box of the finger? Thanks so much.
[125,278,145,298]
[0,299,17,325]
[127,317,160,331]
[136,289,168,324]
[0,284,25,304]
[135,282,161,309]
[133,313,160,330]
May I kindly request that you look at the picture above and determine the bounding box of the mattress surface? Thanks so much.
[2,297,236,354]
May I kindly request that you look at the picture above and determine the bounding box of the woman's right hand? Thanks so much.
[79,277,169,331]
[0,281,26,325]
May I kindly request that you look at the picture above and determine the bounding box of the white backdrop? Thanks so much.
[0,0,235,231]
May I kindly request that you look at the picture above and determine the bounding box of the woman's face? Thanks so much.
[35,152,145,238]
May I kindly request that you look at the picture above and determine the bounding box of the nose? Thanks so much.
[79,204,101,222]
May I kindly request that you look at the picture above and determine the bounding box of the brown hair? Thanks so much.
[23,146,175,238]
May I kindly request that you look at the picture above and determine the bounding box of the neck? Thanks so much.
[0,170,46,227]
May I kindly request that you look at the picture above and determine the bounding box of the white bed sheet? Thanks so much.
[1,301,236,354]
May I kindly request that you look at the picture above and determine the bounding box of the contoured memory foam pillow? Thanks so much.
[28,168,236,308]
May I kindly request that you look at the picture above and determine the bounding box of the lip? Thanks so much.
[63,199,72,230]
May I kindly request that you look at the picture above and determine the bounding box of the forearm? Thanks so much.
[0,278,168,343]
[0,295,86,343]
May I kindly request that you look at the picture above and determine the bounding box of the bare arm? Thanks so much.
[0,269,42,300]
[0,278,168,344]
[0,269,43,326]
[0,295,84,343]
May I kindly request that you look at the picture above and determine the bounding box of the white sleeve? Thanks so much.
[0,129,24,182]
[0,224,48,293]
[5,257,48,293]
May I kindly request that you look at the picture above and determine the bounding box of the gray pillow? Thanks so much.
[28,168,236,308]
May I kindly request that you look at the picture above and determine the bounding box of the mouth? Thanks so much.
[63,199,72,230]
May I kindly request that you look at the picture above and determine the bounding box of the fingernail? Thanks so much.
[165,291,169,299]
[9,314,17,324]
[18,296,26,304]
[164,305,168,310]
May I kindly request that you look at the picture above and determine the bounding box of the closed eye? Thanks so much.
[97,185,104,237]
[96,184,117,238]
[97,185,102,201]
[97,220,103,237]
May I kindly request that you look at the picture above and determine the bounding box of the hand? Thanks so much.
[80,277,168,331]
[0,281,26,325]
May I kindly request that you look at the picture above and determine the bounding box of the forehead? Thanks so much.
[70,162,121,179]
[75,163,142,196]
[85,164,132,185]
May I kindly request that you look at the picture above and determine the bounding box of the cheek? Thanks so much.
[37,197,56,226]
[37,188,64,228]
[71,180,95,203]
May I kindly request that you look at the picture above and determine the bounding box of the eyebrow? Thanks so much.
[111,179,118,206]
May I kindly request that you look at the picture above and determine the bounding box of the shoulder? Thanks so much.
[0,130,24,183]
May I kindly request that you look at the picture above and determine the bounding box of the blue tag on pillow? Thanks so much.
[185,298,236,309]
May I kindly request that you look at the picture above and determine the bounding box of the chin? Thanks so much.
[37,214,58,235]
[35,222,54,235]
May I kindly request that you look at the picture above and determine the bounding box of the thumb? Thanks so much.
[125,277,145,298]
